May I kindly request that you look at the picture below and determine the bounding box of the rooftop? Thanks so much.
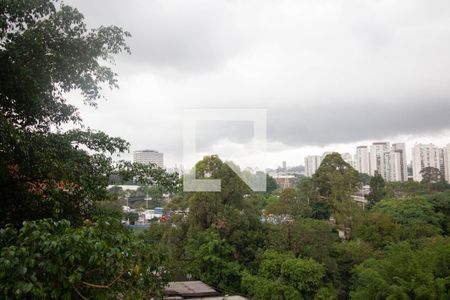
[164,281,248,300]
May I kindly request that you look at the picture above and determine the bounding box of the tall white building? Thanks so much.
[391,143,408,181]
[412,144,440,182]
[383,151,402,182]
[444,144,450,184]
[305,155,322,177]
[133,150,164,168]
[369,142,390,177]
[340,152,354,167]
[355,146,370,175]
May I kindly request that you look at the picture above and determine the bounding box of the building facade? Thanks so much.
[355,146,370,175]
[133,150,164,168]
[304,155,322,177]
[444,144,450,184]
[369,142,390,177]
[391,143,408,181]
[412,144,440,182]
[340,152,354,167]
[383,151,402,182]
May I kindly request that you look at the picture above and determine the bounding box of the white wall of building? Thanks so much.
[412,143,440,182]
[444,144,450,184]
[369,142,390,177]
[355,146,370,175]
[304,155,322,177]
[133,150,164,168]
[391,143,408,182]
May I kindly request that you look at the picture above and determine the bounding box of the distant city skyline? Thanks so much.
[129,135,450,171]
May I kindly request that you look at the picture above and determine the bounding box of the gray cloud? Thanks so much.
[68,0,248,72]
[65,0,450,166]
[268,98,450,147]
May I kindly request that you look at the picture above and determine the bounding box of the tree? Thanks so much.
[331,240,375,299]
[313,153,359,203]
[355,212,400,249]
[372,197,442,240]
[0,218,169,299]
[358,173,371,186]
[0,0,179,227]
[186,230,242,292]
[184,156,265,265]
[124,211,139,225]
[421,166,442,193]
[421,167,442,184]
[265,188,309,217]
[267,218,338,272]
[298,177,330,220]
[351,238,450,299]
[266,174,278,194]
[241,250,325,299]
[426,192,450,234]
[367,171,386,206]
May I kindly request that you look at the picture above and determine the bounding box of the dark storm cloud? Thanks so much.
[268,98,450,147]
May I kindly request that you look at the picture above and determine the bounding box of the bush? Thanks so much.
[0,218,168,299]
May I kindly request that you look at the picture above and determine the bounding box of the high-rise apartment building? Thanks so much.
[355,146,370,175]
[444,144,450,184]
[369,142,390,177]
[412,144,440,182]
[305,155,322,177]
[133,150,164,168]
[340,152,354,167]
[391,143,408,181]
[437,148,446,181]
[383,151,402,182]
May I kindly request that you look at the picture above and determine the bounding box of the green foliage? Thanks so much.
[0,218,168,299]
[421,166,442,184]
[242,250,325,299]
[265,188,310,217]
[426,192,450,234]
[268,219,338,267]
[186,230,242,292]
[385,180,450,199]
[184,156,266,265]
[281,257,325,294]
[312,153,359,204]
[124,211,139,225]
[368,171,386,206]
[331,240,375,298]
[357,173,371,186]
[241,271,302,300]
[314,285,338,300]
[372,197,442,239]
[333,199,365,235]
[356,213,401,249]
[351,238,450,299]
[266,174,278,194]
[0,0,179,227]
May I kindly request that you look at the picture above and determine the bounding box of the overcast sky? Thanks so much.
[66,0,450,169]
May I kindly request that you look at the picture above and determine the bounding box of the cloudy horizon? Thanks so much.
[66,0,450,169]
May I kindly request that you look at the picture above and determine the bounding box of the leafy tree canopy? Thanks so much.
[351,238,450,299]
[241,250,325,299]
[0,218,169,299]
[312,152,359,204]
[0,0,179,227]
